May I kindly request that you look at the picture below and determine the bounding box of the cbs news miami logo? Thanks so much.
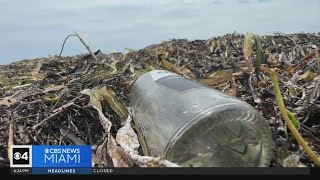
[10,145,92,174]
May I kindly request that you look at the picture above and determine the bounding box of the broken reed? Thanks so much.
[245,32,320,166]
[243,33,263,75]
[261,66,320,166]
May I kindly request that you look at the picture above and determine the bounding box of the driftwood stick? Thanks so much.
[75,32,98,61]
[58,32,98,61]
[7,111,13,162]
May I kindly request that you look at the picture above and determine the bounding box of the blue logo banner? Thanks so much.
[32,145,91,168]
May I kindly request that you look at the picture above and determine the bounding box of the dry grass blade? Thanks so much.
[43,84,65,93]
[244,33,254,72]
[254,35,263,74]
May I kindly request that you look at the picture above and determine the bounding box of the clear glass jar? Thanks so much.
[129,70,273,167]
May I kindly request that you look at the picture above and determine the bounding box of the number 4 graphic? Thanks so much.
[21,152,29,160]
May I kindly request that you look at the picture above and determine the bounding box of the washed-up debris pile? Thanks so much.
[0,32,320,167]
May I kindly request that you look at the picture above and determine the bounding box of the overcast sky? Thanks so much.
[0,0,319,64]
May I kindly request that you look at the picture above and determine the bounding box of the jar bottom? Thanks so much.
[164,104,273,167]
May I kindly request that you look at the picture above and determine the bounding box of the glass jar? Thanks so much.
[129,70,273,167]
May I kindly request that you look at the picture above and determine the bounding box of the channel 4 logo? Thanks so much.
[10,145,32,167]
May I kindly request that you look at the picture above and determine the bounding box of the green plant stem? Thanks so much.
[271,69,320,166]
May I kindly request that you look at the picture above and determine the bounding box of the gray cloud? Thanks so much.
[238,0,250,4]
[258,0,272,2]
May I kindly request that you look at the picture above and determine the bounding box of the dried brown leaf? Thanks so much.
[199,69,233,86]
[298,69,316,82]
[287,65,298,74]
[162,59,175,71]
[89,89,103,111]
[162,59,196,79]
[178,67,196,79]
[299,70,311,80]
[103,87,129,118]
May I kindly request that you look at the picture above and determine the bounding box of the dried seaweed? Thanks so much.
[0,32,320,167]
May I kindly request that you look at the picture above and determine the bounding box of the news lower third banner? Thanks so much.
[9,145,311,175]
[10,145,92,175]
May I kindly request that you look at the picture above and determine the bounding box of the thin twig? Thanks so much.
[32,102,75,130]
[13,114,39,122]
[300,123,317,134]
[32,109,62,130]
[300,125,320,143]
[59,34,77,59]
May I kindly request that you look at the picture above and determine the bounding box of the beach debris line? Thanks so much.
[0,32,319,167]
